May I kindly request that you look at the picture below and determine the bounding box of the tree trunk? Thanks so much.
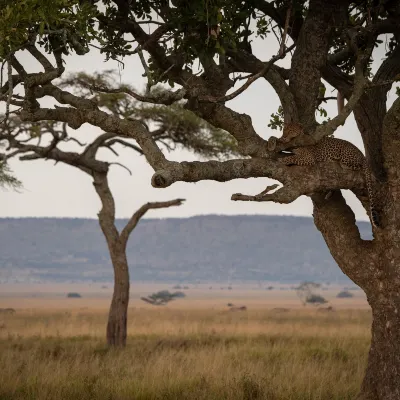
[106,243,130,347]
[93,173,131,347]
[358,293,400,400]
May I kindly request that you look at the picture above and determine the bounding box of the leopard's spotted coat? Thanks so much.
[279,135,380,228]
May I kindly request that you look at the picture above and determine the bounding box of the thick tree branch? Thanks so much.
[311,190,377,288]
[289,0,349,129]
[6,135,107,174]
[18,106,167,170]
[37,84,98,110]
[119,199,185,247]
[151,156,366,202]
[185,100,269,157]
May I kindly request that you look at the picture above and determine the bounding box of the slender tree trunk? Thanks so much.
[93,173,130,347]
[93,172,184,347]
[106,242,130,347]
[358,292,400,400]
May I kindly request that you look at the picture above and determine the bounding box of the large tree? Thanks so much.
[1,0,400,397]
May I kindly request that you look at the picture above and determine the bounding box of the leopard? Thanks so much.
[281,122,305,143]
[267,122,305,151]
[278,135,380,228]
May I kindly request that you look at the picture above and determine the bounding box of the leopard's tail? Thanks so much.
[363,160,380,228]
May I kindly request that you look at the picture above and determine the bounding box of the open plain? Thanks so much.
[0,284,371,400]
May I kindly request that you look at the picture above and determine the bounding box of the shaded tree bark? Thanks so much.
[106,242,130,347]
[309,96,400,399]
[358,293,400,400]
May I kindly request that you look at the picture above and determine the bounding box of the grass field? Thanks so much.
[0,291,371,400]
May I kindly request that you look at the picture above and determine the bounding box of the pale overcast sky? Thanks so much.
[1,32,397,222]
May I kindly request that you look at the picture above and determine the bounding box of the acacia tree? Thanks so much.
[0,72,237,347]
[1,0,400,397]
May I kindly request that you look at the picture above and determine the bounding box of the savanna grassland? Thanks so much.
[0,287,371,400]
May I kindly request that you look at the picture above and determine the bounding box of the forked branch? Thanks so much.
[199,44,295,104]
[119,199,185,246]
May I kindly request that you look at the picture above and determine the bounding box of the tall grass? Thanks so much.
[0,308,371,400]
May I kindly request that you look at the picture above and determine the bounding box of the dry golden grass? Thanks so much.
[0,304,371,400]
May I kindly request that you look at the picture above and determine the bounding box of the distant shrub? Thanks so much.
[306,294,327,305]
[173,285,182,289]
[67,292,82,298]
[336,291,354,298]
[141,290,186,306]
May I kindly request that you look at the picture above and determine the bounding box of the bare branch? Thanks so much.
[109,162,132,175]
[0,59,13,124]
[225,48,298,123]
[64,137,86,147]
[200,43,295,104]
[83,132,116,159]
[138,47,154,93]
[279,1,292,56]
[26,45,54,72]
[337,91,345,114]
[105,138,144,155]
[119,199,185,246]
[0,74,23,97]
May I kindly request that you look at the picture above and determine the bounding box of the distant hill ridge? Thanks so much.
[0,215,372,284]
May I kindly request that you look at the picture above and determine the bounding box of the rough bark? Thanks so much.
[358,293,400,400]
[289,0,349,129]
[106,241,130,347]
[93,172,129,347]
